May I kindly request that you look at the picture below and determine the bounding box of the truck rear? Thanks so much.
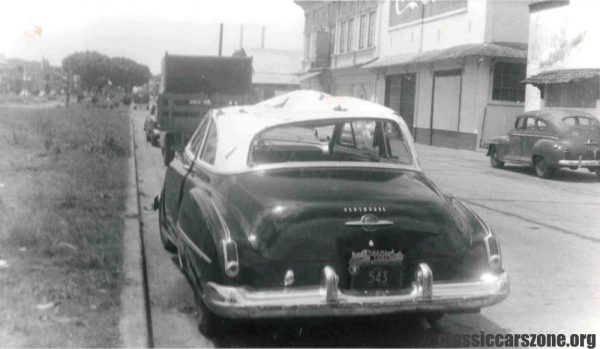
[157,53,253,165]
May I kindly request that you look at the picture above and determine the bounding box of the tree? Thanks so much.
[62,51,111,92]
[108,57,151,91]
[62,51,151,92]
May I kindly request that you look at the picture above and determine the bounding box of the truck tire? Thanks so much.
[162,137,175,166]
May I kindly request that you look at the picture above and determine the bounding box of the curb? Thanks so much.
[119,112,151,348]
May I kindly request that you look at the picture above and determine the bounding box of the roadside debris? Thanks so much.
[57,241,78,252]
[36,301,60,311]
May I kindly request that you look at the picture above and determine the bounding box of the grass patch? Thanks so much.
[2,105,129,271]
[0,104,130,346]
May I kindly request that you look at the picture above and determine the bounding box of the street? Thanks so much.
[131,108,600,347]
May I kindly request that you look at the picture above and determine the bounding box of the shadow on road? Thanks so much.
[211,313,506,348]
[498,165,599,183]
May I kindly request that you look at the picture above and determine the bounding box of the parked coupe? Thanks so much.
[487,109,600,178]
[155,91,509,336]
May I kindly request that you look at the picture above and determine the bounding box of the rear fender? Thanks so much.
[177,189,227,283]
[532,139,559,165]
[486,136,508,157]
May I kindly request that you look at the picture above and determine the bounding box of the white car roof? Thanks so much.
[196,90,420,174]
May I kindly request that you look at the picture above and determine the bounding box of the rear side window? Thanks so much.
[562,116,599,126]
[536,119,548,131]
[201,121,218,165]
[525,117,536,130]
[249,118,413,166]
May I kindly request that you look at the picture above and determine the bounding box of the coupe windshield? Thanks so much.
[249,118,413,166]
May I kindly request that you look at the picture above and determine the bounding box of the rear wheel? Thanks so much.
[162,146,174,166]
[194,282,226,337]
[489,146,504,169]
[595,169,600,180]
[534,156,554,178]
[426,312,445,325]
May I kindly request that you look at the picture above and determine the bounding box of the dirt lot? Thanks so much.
[0,103,129,347]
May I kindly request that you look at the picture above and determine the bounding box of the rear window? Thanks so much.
[249,118,413,166]
[562,116,599,126]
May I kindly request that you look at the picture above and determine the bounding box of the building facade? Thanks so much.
[523,0,600,118]
[295,1,381,102]
[234,47,302,102]
[296,0,534,150]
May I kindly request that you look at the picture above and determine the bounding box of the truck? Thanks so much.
[156,53,253,165]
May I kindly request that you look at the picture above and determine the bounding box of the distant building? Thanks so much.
[296,0,533,150]
[523,0,599,118]
[295,1,380,100]
[0,57,66,95]
[233,47,302,101]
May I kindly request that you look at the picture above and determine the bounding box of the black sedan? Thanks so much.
[155,91,509,336]
[487,109,600,178]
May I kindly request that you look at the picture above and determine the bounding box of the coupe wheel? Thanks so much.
[426,312,445,325]
[489,147,504,169]
[534,156,554,178]
[595,169,600,180]
[194,285,225,337]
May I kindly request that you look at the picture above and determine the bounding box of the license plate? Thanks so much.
[348,249,404,290]
[351,265,403,289]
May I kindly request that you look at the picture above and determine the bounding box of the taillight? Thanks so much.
[222,239,239,277]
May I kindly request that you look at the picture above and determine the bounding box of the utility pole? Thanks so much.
[66,70,71,106]
[239,24,244,49]
[261,26,266,49]
[218,23,223,56]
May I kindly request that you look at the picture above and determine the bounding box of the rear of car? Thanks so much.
[554,115,600,172]
[157,92,508,335]
[200,115,508,319]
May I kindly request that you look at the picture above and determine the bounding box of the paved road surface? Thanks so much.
[130,109,600,347]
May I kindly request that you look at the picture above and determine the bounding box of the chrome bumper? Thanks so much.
[558,159,600,168]
[203,263,509,319]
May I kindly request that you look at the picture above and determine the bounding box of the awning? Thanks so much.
[523,69,600,84]
[363,42,527,70]
[297,71,322,81]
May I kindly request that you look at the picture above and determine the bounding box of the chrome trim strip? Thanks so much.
[176,225,212,264]
[203,265,509,319]
[558,160,600,166]
[511,133,559,140]
[208,198,232,240]
[345,220,394,227]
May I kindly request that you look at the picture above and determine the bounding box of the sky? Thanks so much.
[0,0,305,74]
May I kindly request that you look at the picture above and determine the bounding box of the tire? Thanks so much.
[162,146,174,166]
[595,169,600,180]
[489,146,504,169]
[151,135,159,147]
[145,131,151,142]
[194,283,225,338]
[533,156,554,178]
[426,312,445,325]
[158,193,177,253]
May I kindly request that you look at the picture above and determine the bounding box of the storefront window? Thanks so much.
[492,62,526,103]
